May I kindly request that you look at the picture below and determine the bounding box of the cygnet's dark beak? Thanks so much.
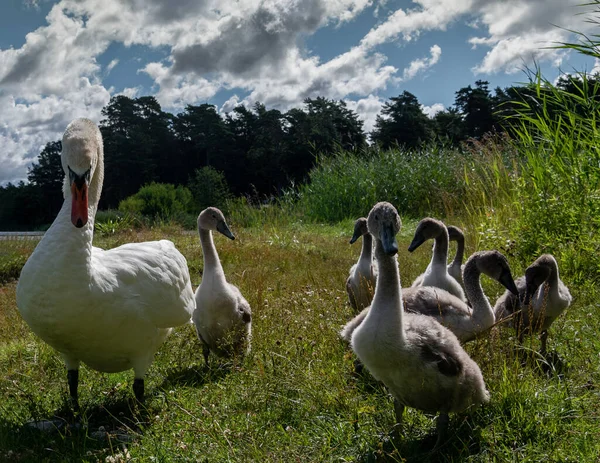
[217,220,235,240]
[407,234,425,253]
[380,224,398,256]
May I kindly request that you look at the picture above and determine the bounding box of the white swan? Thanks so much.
[494,254,572,354]
[403,250,519,342]
[447,225,465,290]
[346,217,377,313]
[409,217,467,302]
[350,202,489,447]
[16,118,195,407]
[193,207,252,365]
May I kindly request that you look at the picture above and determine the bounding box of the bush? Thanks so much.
[295,146,464,222]
[188,166,232,213]
[94,209,139,235]
[118,183,193,222]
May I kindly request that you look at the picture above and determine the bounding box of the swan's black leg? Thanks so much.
[434,413,449,450]
[67,369,79,411]
[203,345,210,368]
[540,330,548,357]
[393,399,405,425]
[392,399,405,439]
[133,378,144,402]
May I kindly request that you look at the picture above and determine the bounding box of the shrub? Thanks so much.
[295,146,464,222]
[118,183,193,222]
[188,166,232,213]
[94,209,139,235]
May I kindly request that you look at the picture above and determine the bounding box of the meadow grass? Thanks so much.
[0,218,599,463]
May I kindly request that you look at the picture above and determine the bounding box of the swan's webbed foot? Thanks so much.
[433,412,449,451]
[133,378,144,402]
[67,369,79,412]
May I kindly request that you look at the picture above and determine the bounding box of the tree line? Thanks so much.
[1,75,597,230]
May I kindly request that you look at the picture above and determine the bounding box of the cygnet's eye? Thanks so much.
[375,215,379,221]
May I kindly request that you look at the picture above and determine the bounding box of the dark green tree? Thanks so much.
[27,140,64,220]
[371,91,433,149]
[100,96,176,208]
[432,108,466,145]
[454,80,499,139]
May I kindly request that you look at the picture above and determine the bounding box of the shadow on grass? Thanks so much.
[357,411,490,463]
[157,361,235,390]
[0,396,155,462]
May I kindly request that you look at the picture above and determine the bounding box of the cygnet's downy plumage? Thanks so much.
[193,207,252,365]
[346,217,378,313]
[349,202,490,448]
[409,217,467,303]
[403,250,519,342]
[494,254,572,354]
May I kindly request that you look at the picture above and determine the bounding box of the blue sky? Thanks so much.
[0,0,597,184]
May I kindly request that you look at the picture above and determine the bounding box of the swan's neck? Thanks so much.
[368,241,404,340]
[199,229,226,284]
[463,259,494,326]
[42,200,96,274]
[451,238,464,269]
[545,263,561,300]
[358,234,373,267]
[431,231,449,267]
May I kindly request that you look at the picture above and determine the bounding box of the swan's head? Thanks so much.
[61,118,102,228]
[447,225,465,244]
[468,250,518,296]
[407,217,445,252]
[349,217,368,244]
[523,255,554,305]
[367,202,401,256]
[198,207,235,240]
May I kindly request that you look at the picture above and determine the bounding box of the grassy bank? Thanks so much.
[0,219,598,462]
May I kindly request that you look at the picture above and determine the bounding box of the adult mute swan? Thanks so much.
[16,118,195,407]
[346,217,377,313]
[350,202,489,448]
[408,217,467,303]
[193,207,252,366]
[494,254,571,355]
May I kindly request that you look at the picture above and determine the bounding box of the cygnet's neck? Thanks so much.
[199,229,226,285]
[463,258,494,327]
[358,233,373,267]
[431,229,449,267]
[368,239,404,336]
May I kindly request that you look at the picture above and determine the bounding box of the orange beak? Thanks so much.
[71,181,88,228]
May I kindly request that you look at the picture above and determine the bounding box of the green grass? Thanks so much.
[1,221,598,462]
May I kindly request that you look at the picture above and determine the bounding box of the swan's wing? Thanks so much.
[403,287,470,318]
[405,314,462,377]
[232,285,252,323]
[340,306,369,343]
[93,239,195,328]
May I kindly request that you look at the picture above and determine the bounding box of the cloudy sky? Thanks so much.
[0,0,597,184]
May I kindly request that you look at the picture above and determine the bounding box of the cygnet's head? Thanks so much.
[407,217,445,252]
[197,207,235,240]
[349,217,368,244]
[367,202,401,256]
[466,250,518,295]
[523,254,555,305]
[447,225,465,244]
